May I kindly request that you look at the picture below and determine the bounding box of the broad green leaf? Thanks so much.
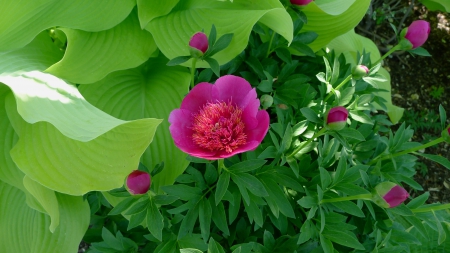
[146,0,293,67]
[419,0,450,11]
[23,176,60,232]
[0,182,90,253]
[0,0,136,51]
[137,0,180,28]
[297,0,370,53]
[79,56,191,191]
[0,34,161,195]
[47,10,157,84]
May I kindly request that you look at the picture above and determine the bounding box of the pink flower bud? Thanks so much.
[290,0,313,6]
[372,182,409,208]
[126,170,151,195]
[404,20,430,49]
[326,106,348,131]
[352,65,369,80]
[189,32,209,56]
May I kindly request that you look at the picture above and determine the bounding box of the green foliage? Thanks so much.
[0,0,449,252]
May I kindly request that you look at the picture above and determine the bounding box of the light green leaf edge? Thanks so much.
[146,0,293,67]
[0,0,136,52]
[419,0,450,12]
[47,9,157,84]
[137,0,180,28]
[79,56,191,192]
[297,0,371,53]
[0,182,90,253]
[326,29,404,123]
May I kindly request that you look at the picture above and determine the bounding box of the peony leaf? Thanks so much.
[79,56,191,191]
[326,29,404,124]
[0,182,89,253]
[146,0,293,67]
[298,0,370,53]
[0,0,136,52]
[46,9,157,84]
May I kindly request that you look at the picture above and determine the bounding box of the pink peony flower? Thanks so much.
[290,0,313,6]
[189,32,209,54]
[169,75,270,160]
[126,170,151,195]
[404,20,430,49]
[326,106,348,131]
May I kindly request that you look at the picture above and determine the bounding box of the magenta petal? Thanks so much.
[383,185,409,208]
[126,170,151,195]
[290,0,313,5]
[242,98,260,130]
[189,32,209,53]
[405,20,430,49]
[180,82,213,112]
[212,75,253,106]
[327,106,348,124]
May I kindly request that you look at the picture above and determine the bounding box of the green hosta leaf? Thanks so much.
[0,182,89,253]
[137,0,180,28]
[0,34,161,195]
[0,0,136,51]
[146,0,293,68]
[79,56,191,191]
[47,10,157,84]
[419,0,450,11]
[296,0,370,53]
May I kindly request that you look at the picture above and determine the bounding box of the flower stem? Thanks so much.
[190,58,197,89]
[369,137,444,165]
[287,127,328,158]
[266,31,276,58]
[324,74,353,102]
[412,203,450,213]
[320,194,373,204]
[372,44,402,67]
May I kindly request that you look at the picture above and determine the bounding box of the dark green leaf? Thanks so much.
[162,185,202,201]
[407,192,430,209]
[209,197,230,236]
[153,195,179,205]
[127,209,147,230]
[294,31,318,44]
[260,175,295,218]
[204,163,218,185]
[439,104,447,129]
[227,159,267,173]
[322,228,365,250]
[300,107,321,123]
[320,234,334,253]
[416,153,450,170]
[147,199,164,241]
[245,55,265,78]
[102,228,123,251]
[231,173,268,197]
[205,57,220,77]
[208,24,217,49]
[290,41,315,57]
[108,197,139,215]
[330,201,365,217]
[275,47,292,64]
[297,196,318,208]
[178,203,200,240]
[208,33,233,56]
[167,55,191,66]
[125,198,150,215]
[215,171,230,205]
[338,128,365,141]
[319,167,332,189]
[208,238,226,253]
[199,198,212,243]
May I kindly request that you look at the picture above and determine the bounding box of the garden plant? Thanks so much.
[1,0,450,252]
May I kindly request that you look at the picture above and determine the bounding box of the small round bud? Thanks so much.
[126,170,151,195]
[290,0,313,6]
[325,106,348,131]
[372,182,409,208]
[352,65,369,80]
[189,32,209,57]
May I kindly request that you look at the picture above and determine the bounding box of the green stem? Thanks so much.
[372,44,402,66]
[217,159,225,175]
[369,137,444,165]
[287,127,328,158]
[324,74,353,102]
[320,194,373,204]
[190,58,197,89]
[266,31,276,58]
[412,203,450,213]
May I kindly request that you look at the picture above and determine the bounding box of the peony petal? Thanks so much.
[180,82,213,112]
[242,98,260,130]
[212,75,253,106]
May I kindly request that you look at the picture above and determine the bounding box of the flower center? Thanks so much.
[192,101,247,153]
